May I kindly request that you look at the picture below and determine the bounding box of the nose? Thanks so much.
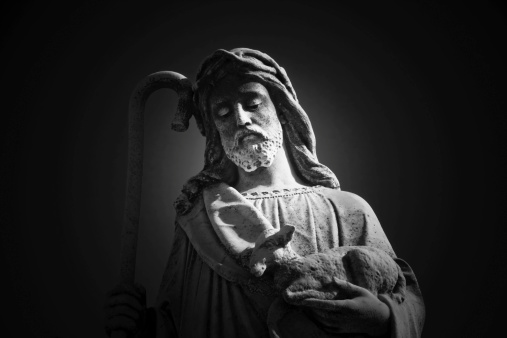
[233,104,252,126]
[250,263,266,277]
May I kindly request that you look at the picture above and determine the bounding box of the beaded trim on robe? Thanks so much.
[240,185,321,200]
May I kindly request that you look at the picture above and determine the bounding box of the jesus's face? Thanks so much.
[209,77,283,172]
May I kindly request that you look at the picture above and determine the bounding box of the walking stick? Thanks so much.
[112,71,195,338]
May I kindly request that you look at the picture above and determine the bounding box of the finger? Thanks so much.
[283,288,327,304]
[305,306,363,334]
[307,311,346,333]
[300,297,356,312]
[309,309,360,334]
[105,294,144,311]
[309,308,349,327]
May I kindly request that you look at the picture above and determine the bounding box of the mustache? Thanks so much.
[234,127,269,146]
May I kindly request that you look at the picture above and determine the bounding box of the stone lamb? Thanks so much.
[249,225,406,306]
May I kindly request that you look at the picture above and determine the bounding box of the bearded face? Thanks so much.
[223,123,283,172]
[209,77,283,172]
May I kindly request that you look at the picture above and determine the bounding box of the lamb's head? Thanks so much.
[249,225,296,277]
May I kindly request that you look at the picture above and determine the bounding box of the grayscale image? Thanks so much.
[1,2,506,337]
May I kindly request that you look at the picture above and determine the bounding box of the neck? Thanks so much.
[234,144,306,193]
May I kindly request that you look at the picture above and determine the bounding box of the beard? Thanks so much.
[223,123,283,172]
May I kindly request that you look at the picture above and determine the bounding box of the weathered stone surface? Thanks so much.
[250,225,405,303]
[107,48,425,338]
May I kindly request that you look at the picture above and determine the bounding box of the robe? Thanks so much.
[148,185,425,338]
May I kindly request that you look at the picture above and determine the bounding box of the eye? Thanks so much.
[246,99,261,110]
[217,107,230,117]
[262,241,276,250]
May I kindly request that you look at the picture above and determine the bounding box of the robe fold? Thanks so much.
[149,185,425,338]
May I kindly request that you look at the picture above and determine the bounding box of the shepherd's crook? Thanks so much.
[113,71,194,338]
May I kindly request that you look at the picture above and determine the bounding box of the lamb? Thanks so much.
[249,225,406,306]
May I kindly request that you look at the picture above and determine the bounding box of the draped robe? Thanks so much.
[148,184,425,338]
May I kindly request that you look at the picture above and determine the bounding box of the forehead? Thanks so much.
[209,77,270,105]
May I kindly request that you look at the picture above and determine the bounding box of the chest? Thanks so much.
[246,190,340,256]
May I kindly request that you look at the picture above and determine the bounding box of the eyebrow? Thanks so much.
[240,91,267,100]
[210,90,268,112]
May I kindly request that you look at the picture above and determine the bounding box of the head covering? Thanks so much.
[174,48,339,215]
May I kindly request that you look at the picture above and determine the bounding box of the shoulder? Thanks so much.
[175,194,206,225]
[316,186,395,254]
[314,186,375,215]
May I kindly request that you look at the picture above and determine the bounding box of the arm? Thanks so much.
[294,259,424,337]
[299,278,392,337]
[378,258,425,338]
[335,191,425,337]
[107,224,187,338]
[284,190,425,337]
[148,224,190,338]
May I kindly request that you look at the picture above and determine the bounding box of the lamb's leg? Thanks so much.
[342,249,378,294]
[344,248,406,304]
[391,264,406,304]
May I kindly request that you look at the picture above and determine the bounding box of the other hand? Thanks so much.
[298,277,391,337]
[104,282,147,337]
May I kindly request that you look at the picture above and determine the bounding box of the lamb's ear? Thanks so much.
[278,225,295,245]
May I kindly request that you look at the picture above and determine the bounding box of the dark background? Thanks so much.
[1,1,506,337]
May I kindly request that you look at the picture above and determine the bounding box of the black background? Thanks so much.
[1,1,506,337]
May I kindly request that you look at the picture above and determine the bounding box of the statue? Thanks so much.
[104,48,425,338]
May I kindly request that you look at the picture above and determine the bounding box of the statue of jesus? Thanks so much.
[105,48,425,338]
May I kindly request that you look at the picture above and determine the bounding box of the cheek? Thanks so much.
[214,120,235,143]
[263,107,280,127]
[264,115,281,134]
[259,116,272,126]
[253,111,277,130]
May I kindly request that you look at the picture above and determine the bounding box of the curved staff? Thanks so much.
[113,71,195,338]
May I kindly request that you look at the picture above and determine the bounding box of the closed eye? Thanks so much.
[246,100,262,110]
[217,107,230,117]
[261,240,277,250]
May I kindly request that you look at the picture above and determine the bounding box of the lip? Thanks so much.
[241,134,261,143]
[237,131,263,145]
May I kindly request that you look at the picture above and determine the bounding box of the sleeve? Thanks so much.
[147,221,274,338]
[333,191,426,337]
[137,223,188,338]
[378,258,425,338]
[286,189,425,338]
[333,191,396,255]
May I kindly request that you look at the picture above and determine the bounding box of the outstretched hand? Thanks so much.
[296,277,391,337]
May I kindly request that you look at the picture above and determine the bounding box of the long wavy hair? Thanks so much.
[174,48,339,215]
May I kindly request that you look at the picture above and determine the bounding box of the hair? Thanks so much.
[174,48,339,215]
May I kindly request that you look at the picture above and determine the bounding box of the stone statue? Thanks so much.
[104,48,425,338]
